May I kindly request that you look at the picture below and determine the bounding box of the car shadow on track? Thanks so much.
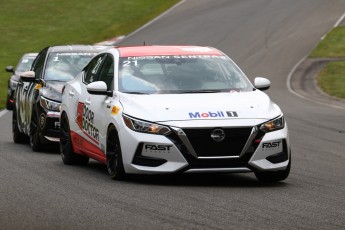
[82,161,289,188]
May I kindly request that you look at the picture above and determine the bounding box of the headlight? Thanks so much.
[260,115,285,133]
[40,96,61,111]
[123,114,171,135]
[9,79,18,90]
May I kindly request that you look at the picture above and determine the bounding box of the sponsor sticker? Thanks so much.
[261,140,282,152]
[143,144,172,154]
[188,111,238,119]
[76,102,99,142]
[39,113,46,129]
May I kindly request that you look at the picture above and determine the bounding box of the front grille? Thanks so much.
[182,128,252,157]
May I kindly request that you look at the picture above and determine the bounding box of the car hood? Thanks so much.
[41,81,66,102]
[119,90,281,123]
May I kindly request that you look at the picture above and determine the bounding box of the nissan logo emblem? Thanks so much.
[211,129,226,142]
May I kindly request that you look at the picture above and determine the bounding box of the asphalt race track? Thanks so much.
[1,0,345,229]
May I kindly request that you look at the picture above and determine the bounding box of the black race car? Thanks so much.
[5,53,38,110]
[12,45,106,151]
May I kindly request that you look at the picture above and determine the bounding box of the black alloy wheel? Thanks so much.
[106,125,126,180]
[29,109,42,152]
[60,112,89,165]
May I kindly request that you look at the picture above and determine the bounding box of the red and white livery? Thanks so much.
[60,45,291,182]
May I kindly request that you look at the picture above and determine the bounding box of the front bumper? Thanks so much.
[38,110,61,143]
[119,122,290,175]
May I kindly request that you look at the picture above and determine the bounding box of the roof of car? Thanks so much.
[116,45,224,57]
[22,53,38,57]
[49,45,108,53]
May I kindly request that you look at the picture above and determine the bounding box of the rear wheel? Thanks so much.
[12,107,28,143]
[60,112,89,165]
[106,125,126,180]
[254,158,291,183]
[30,110,42,152]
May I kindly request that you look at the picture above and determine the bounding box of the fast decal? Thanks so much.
[262,141,282,152]
[111,106,121,115]
[77,102,99,144]
[188,111,238,118]
[143,144,172,153]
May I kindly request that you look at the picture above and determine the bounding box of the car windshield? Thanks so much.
[44,52,95,81]
[118,55,252,94]
[16,56,36,72]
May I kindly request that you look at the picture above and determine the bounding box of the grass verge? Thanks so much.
[310,26,345,58]
[317,62,345,99]
[309,26,345,99]
[0,0,180,109]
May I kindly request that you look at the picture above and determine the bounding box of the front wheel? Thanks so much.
[106,125,126,180]
[30,110,42,152]
[254,158,291,183]
[60,112,89,165]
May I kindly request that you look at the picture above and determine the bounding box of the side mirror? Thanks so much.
[6,66,14,73]
[20,71,37,82]
[87,81,113,97]
[254,77,271,91]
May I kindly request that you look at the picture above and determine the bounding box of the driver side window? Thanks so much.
[84,55,105,84]
[32,47,48,79]
[98,55,114,90]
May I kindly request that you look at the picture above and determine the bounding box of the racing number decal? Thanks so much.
[76,102,99,144]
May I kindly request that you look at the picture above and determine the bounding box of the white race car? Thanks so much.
[60,45,291,182]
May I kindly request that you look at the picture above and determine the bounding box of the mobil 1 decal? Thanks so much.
[188,111,238,119]
[77,102,99,143]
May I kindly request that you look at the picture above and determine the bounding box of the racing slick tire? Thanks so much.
[106,125,126,180]
[254,158,291,183]
[12,107,28,143]
[30,109,43,152]
[60,112,89,165]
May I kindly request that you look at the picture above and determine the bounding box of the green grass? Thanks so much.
[309,26,345,99]
[317,62,345,99]
[0,0,180,109]
[310,26,345,58]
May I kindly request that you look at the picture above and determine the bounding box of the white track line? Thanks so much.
[0,109,8,118]
[286,12,345,110]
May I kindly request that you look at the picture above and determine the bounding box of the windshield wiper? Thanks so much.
[123,91,149,95]
[46,79,68,82]
[177,90,222,94]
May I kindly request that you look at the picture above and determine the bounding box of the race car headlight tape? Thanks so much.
[123,115,171,135]
[260,115,284,133]
[40,96,61,111]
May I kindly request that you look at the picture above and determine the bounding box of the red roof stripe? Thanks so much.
[117,46,223,57]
